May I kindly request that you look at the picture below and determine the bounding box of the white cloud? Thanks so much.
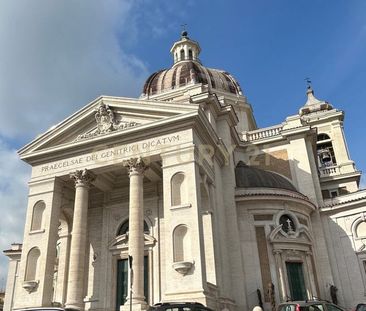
[0,0,150,290]
[0,140,30,289]
[0,0,191,290]
[0,0,149,138]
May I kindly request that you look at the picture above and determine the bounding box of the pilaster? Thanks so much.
[13,177,63,309]
[273,250,286,302]
[3,244,22,311]
[160,147,208,304]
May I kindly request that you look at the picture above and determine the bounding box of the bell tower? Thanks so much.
[299,86,361,199]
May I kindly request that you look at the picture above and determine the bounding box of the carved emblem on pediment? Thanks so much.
[75,102,140,141]
[95,103,115,133]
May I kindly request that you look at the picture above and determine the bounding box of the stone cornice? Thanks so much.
[235,188,316,212]
[190,92,239,127]
[300,108,344,125]
[320,189,366,214]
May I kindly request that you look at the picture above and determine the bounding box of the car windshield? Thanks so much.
[278,303,325,311]
[357,305,366,311]
[148,307,194,311]
[301,305,324,311]
[279,305,297,311]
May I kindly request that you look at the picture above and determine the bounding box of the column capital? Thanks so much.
[70,169,96,187]
[124,157,148,176]
[273,249,283,256]
[305,250,313,257]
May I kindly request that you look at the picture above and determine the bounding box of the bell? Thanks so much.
[319,149,332,164]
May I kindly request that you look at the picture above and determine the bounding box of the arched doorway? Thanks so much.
[109,219,156,311]
[269,212,318,302]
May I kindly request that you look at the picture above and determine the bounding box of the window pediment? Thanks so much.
[269,224,313,246]
[109,233,156,251]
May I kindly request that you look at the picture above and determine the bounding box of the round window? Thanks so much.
[279,214,295,233]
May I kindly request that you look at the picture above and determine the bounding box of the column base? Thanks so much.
[65,303,82,311]
[121,299,148,311]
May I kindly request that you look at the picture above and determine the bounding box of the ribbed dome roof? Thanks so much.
[235,161,297,192]
[142,61,243,97]
[142,31,243,97]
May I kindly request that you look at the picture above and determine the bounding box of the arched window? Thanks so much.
[188,49,193,60]
[171,172,186,206]
[180,49,185,61]
[356,221,366,238]
[25,247,40,281]
[117,219,149,236]
[31,201,45,231]
[317,134,336,167]
[173,225,190,262]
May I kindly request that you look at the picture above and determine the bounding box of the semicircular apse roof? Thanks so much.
[235,161,297,192]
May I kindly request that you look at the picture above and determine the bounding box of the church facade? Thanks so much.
[4,32,366,311]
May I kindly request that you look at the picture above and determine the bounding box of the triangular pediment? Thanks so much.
[19,96,200,161]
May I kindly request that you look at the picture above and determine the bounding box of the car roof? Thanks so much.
[149,302,212,310]
[278,301,332,306]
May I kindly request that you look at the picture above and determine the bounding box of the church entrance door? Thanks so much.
[286,262,306,301]
[116,256,149,311]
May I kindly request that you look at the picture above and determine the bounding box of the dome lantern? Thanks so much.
[170,31,201,64]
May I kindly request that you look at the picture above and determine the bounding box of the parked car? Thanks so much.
[355,303,366,311]
[18,308,64,311]
[147,302,214,311]
[277,300,345,311]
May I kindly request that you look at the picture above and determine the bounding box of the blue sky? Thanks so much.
[0,0,366,288]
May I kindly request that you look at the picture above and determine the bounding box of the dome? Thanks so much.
[142,31,243,97]
[235,161,297,192]
[142,61,243,97]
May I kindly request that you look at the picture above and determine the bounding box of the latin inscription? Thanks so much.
[39,134,180,174]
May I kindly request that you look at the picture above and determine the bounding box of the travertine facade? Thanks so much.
[4,32,366,311]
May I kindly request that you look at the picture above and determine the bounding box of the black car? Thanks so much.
[277,300,345,311]
[355,303,366,311]
[147,302,214,311]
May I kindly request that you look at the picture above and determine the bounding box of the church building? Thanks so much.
[3,31,366,311]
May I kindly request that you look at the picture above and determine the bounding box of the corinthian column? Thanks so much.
[124,157,147,310]
[65,169,96,311]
